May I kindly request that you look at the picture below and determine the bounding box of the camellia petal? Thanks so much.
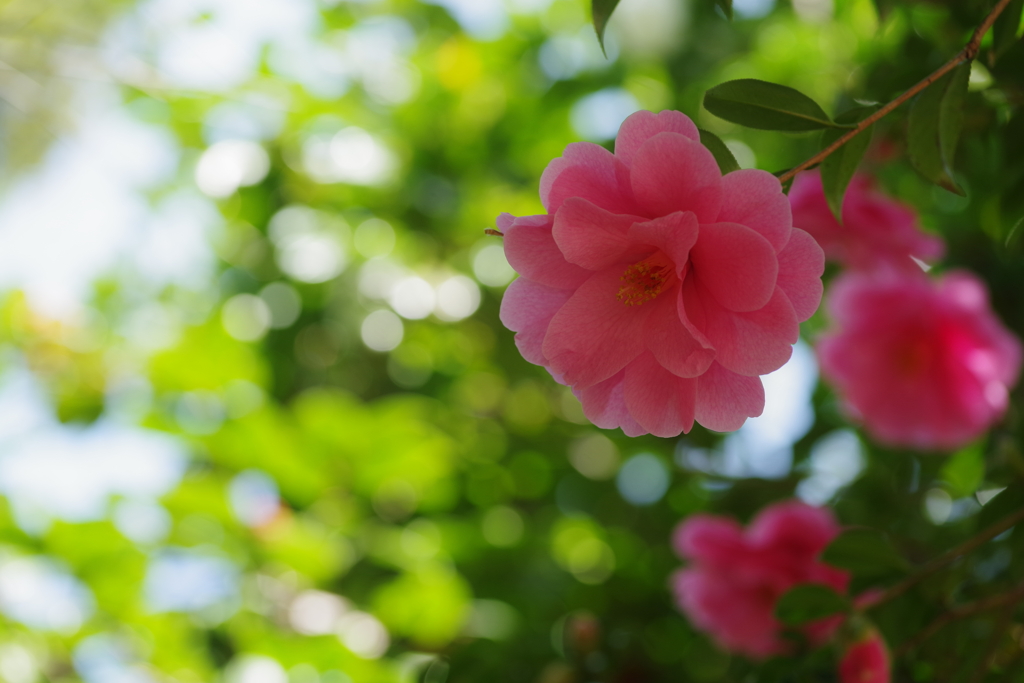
[672,515,746,567]
[790,171,944,271]
[540,141,639,215]
[552,198,650,271]
[623,351,698,437]
[775,228,825,321]
[630,132,723,223]
[627,211,700,277]
[614,109,700,168]
[693,361,765,432]
[716,170,792,252]
[645,287,715,377]
[543,269,652,388]
[499,278,572,365]
[674,569,782,659]
[575,371,646,437]
[691,222,778,313]
[502,213,590,289]
[699,285,798,377]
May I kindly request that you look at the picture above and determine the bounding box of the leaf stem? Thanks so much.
[777,0,1017,184]
[894,582,1024,657]
[869,506,1024,609]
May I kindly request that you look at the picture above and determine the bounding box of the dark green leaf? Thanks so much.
[823,529,908,576]
[775,584,850,626]
[908,62,971,195]
[939,62,970,182]
[819,106,877,222]
[703,79,838,132]
[715,0,733,19]
[591,0,622,53]
[977,484,1024,530]
[698,128,740,174]
[994,0,1024,58]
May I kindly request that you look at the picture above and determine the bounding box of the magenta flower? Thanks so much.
[498,110,824,436]
[838,630,890,683]
[789,171,944,272]
[818,270,1022,451]
[671,500,849,659]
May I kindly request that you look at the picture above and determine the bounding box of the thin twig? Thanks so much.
[484,229,504,237]
[894,583,1024,657]
[777,0,1018,184]
[870,507,1024,608]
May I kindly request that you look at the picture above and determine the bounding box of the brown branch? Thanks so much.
[894,583,1024,658]
[484,229,504,237]
[870,506,1024,609]
[777,0,1018,184]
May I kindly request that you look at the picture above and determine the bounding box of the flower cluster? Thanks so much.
[792,172,1022,450]
[671,500,848,658]
[499,110,824,436]
[672,500,891,682]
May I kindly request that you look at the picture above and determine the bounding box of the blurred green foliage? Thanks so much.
[0,0,1023,682]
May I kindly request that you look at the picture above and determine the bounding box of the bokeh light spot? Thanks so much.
[616,454,669,506]
[195,140,270,198]
[472,244,516,287]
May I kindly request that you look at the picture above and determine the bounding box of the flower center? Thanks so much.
[617,252,675,306]
[894,337,933,377]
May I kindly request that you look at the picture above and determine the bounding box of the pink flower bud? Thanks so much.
[839,631,890,683]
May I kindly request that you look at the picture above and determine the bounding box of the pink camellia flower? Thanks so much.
[498,110,825,436]
[818,269,1022,451]
[789,170,944,272]
[839,630,890,683]
[671,500,849,659]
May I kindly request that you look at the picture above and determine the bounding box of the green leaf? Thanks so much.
[698,128,741,174]
[775,584,850,626]
[715,0,734,19]
[819,106,877,222]
[703,79,838,132]
[591,0,622,53]
[908,62,971,195]
[822,528,908,576]
[994,0,1024,58]
[941,442,985,499]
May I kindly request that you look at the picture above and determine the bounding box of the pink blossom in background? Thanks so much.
[839,631,890,683]
[498,110,825,437]
[789,171,944,272]
[671,500,849,659]
[818,270,1022,451]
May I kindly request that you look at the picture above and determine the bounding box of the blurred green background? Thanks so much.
[0,0,1023,681]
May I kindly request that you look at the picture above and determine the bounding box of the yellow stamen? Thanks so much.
[617,252,674,306]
